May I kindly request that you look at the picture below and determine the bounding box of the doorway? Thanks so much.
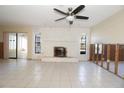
[8,33,27,59]
[9,33,17,59]
[18,33,27,59]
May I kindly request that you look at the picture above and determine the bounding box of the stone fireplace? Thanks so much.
[54,47,66,57]
[42,46,78,62]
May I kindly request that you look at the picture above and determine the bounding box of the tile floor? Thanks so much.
[118,62,124,77]
[0,59,124,88]
[96,61,124,78]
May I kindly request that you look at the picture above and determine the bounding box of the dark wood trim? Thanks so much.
[16,33,18,59]
[89,44,124,61]
[0,42,4,59]
[107,44,110,70]
[90,43,124,79]
[101,44,105,67]
[115,44,119,75]
[119,44,124,61]
[92,44,95,62]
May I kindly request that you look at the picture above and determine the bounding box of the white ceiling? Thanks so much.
[0,5,123,28]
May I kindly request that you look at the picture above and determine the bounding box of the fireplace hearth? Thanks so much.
[54,47,66,57]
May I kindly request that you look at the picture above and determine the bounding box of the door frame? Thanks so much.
[4,32,28,59]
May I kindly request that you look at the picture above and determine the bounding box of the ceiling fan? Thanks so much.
[53,5,89,25]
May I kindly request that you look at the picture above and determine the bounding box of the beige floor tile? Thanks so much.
[0,59,124,88]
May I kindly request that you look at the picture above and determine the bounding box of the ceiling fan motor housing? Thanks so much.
[68,8,73,12]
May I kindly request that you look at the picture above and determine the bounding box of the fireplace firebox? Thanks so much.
[54,47,66,57]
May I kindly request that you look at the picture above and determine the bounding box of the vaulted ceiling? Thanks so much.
[0,5,123,27]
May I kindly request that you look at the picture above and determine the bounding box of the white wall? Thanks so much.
[91,9,124,44]
[0,26,90,61]
[32,27,90,61]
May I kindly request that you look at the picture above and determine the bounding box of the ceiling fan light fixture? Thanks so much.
[66,16,74,22]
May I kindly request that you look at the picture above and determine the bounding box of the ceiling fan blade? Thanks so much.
[55,17,66,21]
[75,15,89,20]
[71,5,85,15]
[54,8,68,15]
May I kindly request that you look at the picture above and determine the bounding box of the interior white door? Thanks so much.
[18,33,27,59]
[9,33,17,58]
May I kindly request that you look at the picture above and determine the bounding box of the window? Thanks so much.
[80,34,86,54]
[35,33,41,54]
[95,43,103,54]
